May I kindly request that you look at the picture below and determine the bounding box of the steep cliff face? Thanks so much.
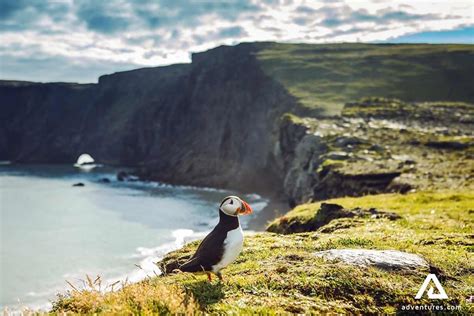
[0,81,97,162]
[79,64,192,166]
[1,43,473,198]
[134,44,298,193]
[0,43,297,194]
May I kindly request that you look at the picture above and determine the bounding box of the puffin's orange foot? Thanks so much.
[207,272,212,282]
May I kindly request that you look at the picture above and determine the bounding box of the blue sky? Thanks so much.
[0,0,472,83]
[390,26,474,43]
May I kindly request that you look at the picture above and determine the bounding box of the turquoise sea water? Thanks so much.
[0,165,267,310]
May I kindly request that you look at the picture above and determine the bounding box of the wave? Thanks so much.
[112,179,231,193]
[103,229,207,287]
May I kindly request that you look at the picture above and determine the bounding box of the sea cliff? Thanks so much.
[2,43,473,199]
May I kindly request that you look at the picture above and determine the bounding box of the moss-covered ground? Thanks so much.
[52,190,473,314]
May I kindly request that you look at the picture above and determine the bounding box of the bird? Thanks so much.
[177,195,253,282]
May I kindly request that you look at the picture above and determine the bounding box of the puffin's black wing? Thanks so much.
[179,227,227,272]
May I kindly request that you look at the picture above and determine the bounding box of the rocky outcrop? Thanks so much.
[276,99,474,206]
[275,115,406,206]
[274,115,328,206]
[267,203,401,234]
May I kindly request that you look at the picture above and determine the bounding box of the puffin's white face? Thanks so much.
[220,196,253,217]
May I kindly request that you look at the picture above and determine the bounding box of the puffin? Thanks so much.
[178,196,253,281]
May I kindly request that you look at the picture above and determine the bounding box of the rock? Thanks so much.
[333,136,365,148]
[325,151,351,160]
[387,177,413,194]
[357,155,374,162]
[281,133,328,207]
[99,177,111,183]
[72,182,85,187]
[314,249,429,270]
[391,154,416,164]
[369,144,385,153]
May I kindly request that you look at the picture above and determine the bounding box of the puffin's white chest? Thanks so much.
[212,226,244,272]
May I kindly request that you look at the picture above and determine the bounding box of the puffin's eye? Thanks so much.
[229,199,233,205]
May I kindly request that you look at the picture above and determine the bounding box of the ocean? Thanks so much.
[0,164,268,311]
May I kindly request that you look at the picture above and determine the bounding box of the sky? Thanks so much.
[0,0,473,83]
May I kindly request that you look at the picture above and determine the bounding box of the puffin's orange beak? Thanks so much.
[238,200,253,215]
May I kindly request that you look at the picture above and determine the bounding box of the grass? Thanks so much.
[52,190,474,314]
[51,277,198,314]
[256,43,474,115]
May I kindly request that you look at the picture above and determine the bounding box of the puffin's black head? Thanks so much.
[219,196,253,217]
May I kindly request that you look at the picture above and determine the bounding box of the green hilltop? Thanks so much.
[257,43,474,115]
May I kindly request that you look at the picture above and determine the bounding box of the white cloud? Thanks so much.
[0,0,472,82]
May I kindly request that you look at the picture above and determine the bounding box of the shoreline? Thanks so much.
[0,165,276,312]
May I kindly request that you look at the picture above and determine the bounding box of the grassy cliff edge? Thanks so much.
[52,190,473,314]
